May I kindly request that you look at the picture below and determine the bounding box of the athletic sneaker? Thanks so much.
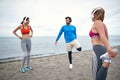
[69,64,73,69]
[100,48,118,63]
[20,68,26,73]
[26,66,33,70]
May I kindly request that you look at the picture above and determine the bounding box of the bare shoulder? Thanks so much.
[28,24,31,27]
[13,24,23,32]
[17,24,23,29]
[27,25,32,29]
[94,20,104,28]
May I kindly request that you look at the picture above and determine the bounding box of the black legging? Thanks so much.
[68,51,72,64]
[77,47,82,51]
[68,47,82,64]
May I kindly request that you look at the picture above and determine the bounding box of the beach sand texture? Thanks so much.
[0,46,120,80]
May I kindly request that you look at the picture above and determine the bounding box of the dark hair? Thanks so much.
[65,16,72,22]
[21,17,29,24]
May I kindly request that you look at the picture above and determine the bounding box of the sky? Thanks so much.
[0,0,120,37]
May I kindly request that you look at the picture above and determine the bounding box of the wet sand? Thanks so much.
[0,46,120,80]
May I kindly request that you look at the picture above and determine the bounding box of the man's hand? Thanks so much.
[55,41,58,46]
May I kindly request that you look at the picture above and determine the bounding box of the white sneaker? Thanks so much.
[69,64,73,69]
[100,48,118,63]
[100,52,109,59]
[100,52,111,63]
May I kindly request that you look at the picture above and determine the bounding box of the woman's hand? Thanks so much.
[108,48,117,58]
[18,36,23,39]
[30,35,32,37]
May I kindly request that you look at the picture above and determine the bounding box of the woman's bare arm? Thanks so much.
[13,25,22,39]
[95,21,115,58]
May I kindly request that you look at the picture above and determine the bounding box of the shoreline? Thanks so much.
[0,50,91,63]
[0,45,119,63]
[0,45,120,63]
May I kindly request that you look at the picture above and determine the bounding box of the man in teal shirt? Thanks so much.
[55,16,82,69]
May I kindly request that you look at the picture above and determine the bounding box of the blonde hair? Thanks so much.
[92,7,105,21]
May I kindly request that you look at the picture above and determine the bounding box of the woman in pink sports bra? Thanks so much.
[89,7,117,80]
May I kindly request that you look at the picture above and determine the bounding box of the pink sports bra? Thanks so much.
[89,30,99,38]
[89,23,107,38]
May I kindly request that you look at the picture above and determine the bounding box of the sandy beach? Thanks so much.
[0,46,120,80]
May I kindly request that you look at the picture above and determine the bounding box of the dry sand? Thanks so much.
[0,46,120,80]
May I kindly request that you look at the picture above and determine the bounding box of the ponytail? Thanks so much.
[21,21,24,24]
[20,17,26,24]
